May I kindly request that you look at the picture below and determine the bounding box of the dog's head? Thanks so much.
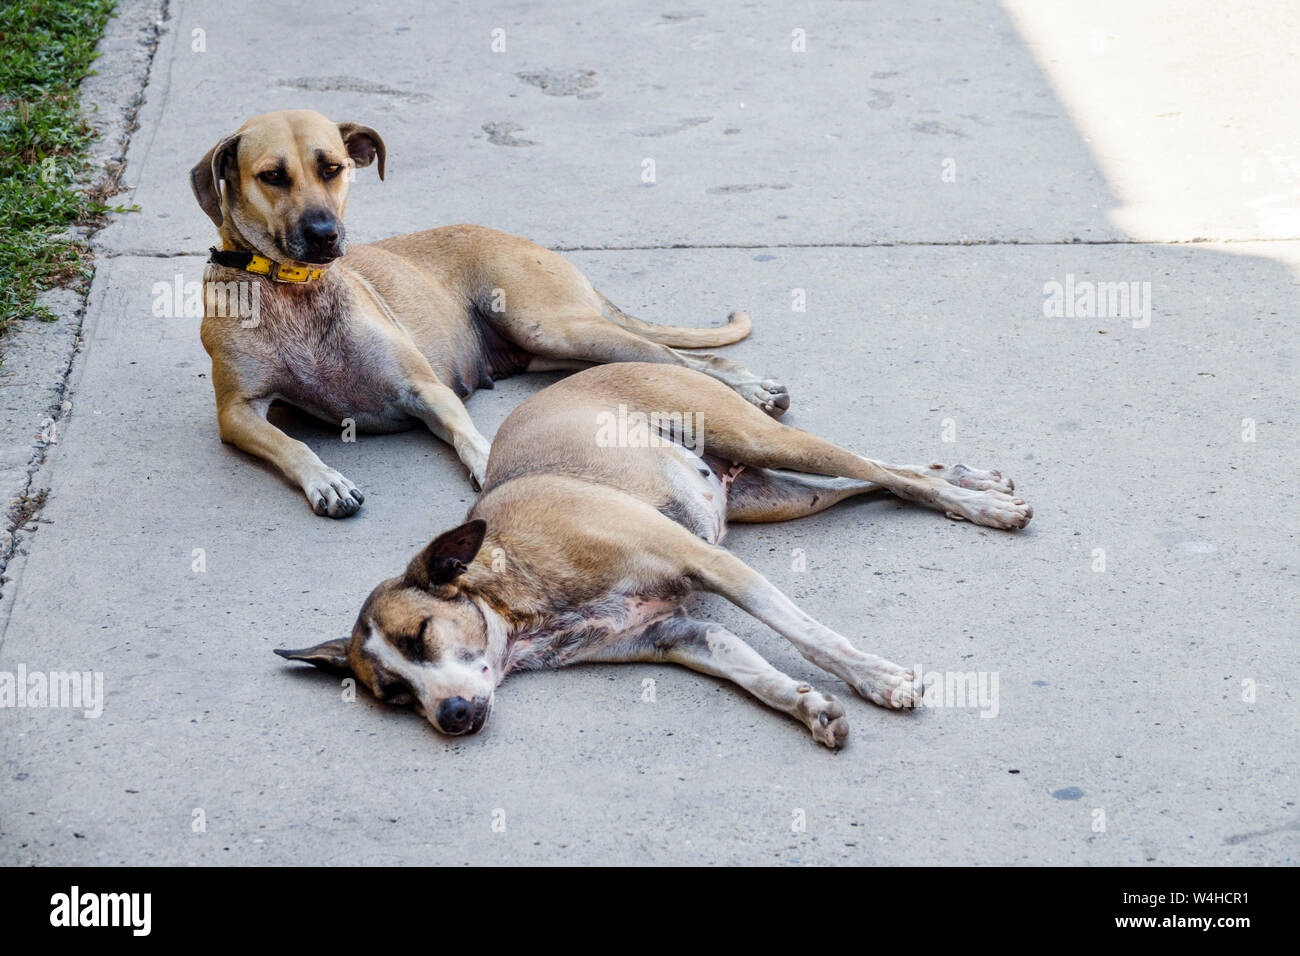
[190,109,385,266]
[275,520,499,736]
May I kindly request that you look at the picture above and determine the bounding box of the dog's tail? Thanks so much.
[597,292,752,348]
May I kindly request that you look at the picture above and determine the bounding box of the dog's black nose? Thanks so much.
[299,210,339,247]
[436,696,472,734]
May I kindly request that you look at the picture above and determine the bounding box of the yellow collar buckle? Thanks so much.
[208,247,327,283]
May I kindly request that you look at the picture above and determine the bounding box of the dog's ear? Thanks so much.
[405,519,487,591]
[274,638,351,674]
[190,134,241,227]
[337,122,386,180]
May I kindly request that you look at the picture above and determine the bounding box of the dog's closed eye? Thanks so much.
[389,621,432,662]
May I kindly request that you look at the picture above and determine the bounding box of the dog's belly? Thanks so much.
[657,445,739,545]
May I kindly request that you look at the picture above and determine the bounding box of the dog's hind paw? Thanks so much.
[855,659,921,710]
[927,462,1014,494]
[739,378,791,418]
[941,486,1032,530]
[456,436,491,492]
[303,468,364,518]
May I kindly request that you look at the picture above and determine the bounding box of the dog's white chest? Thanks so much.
[273,332,413,430]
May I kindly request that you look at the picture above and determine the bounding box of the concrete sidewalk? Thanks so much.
[1,0,1296,865]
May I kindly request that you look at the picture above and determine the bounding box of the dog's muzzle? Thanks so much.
[285,209,345,264]
[434,695,491,735]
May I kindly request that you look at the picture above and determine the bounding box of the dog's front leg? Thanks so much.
[671,623,851,749]
[405,379,492,489]
[595,616,849,749]
[217,397,364,517]
[688,545,920,709]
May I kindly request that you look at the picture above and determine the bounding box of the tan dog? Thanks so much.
[191,109,789,517]
[276,364,1032,749]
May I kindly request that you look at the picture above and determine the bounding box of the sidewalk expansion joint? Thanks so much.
[103,234,1300,259]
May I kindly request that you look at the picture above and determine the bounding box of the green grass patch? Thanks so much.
[0,0,126,357]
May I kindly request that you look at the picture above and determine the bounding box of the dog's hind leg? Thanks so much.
[709,424,1030,528]
[723,463,1023,525]
[537,365,1030,528]
[629,368,1030,528]
[489,310,791,417]
[725,467,885,523]
[472,239,790,411]
[738,444,1031,529]
[584,615,850,749]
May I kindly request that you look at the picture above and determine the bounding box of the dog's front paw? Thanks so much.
[798,691,849,749]
[303,468,364,518]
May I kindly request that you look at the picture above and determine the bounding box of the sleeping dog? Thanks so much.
[276,364,1031,748]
